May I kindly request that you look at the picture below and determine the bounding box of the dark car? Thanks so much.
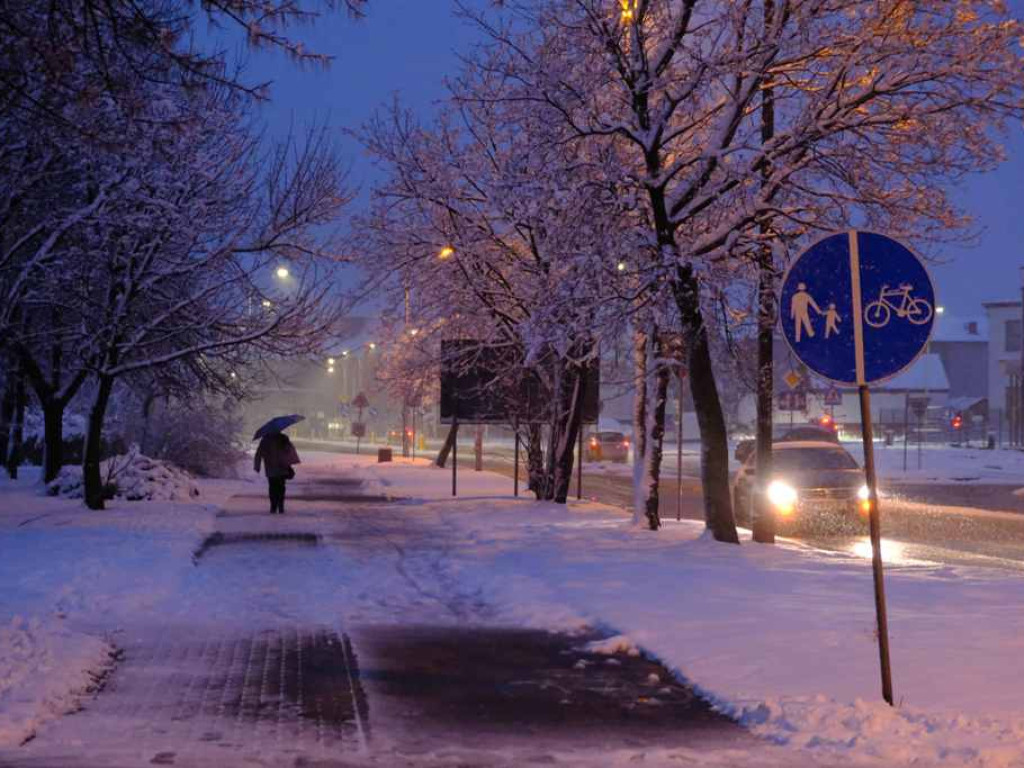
[586,431,630,463]
[734,424,840,464]
[732,441,870,532]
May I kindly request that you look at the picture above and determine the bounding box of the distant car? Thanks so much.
[586,431,630,463]
[732,441,870,532]
[734,424,840,464]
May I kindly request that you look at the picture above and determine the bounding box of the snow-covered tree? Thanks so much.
[355,99,633,502]
[458,0,1024,542]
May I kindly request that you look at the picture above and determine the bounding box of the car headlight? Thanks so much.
[857,484,873,514]
[766,481,798,514]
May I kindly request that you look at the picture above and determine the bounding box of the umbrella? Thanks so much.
[253,414,305,441]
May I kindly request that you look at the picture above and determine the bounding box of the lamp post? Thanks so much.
[1019,267,1024,445]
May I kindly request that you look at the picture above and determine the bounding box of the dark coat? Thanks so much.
[254,433,301,479]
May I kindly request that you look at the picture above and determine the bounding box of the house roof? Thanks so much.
[878,353,950,391]
[931,314,987,343]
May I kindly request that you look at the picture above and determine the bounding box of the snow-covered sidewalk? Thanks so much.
[0,468,238,747]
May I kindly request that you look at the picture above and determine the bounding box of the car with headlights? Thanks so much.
[732,440,871,532]
[586,431,630,463]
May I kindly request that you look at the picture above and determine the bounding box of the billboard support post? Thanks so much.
[514,416,520,498]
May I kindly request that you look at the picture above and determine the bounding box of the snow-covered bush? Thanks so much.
[115,396,246,478]
[47,447,199,502]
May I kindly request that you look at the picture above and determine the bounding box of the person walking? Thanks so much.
[254,432,301,514]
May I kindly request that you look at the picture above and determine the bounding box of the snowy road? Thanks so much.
[463,451,1024,572]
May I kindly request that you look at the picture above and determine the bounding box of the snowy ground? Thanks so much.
[3,455,1024,766]
[354,456,1024,767]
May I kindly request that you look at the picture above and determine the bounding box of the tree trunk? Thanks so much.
[139,391,157,456]
[673,266,740,544]
[552,367,585,504]
[6,375,26,479]
[83,375,115,510]
[631,327,649,524]
[434,421,459,468]
[642,338,671,530]
[526,424,547,499]
[0,374,15,472]
[42,399,65,483]
[752,246,777,542]
[753,0,777,544]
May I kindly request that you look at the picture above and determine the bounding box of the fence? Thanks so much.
[872,407,1002,449]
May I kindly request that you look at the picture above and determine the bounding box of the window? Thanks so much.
[1007,319,1022,353]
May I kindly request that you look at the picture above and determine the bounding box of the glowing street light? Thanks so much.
[261,299,272,308]
[275,266,290,280]
[410,328,419,337]
[341,350,349,357]
[438,246,455,260]
[327,366,335,374]
[327,357,336,366]
[616,261,627,272]
[368,342,376,350]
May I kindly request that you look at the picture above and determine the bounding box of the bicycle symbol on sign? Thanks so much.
[863,284,933,329]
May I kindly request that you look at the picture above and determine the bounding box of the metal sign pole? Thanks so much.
[677,373,684,521]
[356,405,364,454]
[847,230,894,707]
[452,415,458,497]
[859,385,894,705]
[576,425,583,500]
[513,417,520,498]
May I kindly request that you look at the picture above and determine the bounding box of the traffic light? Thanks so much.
[952,412,963,431]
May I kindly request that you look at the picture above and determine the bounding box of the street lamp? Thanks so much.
[438,246,455,260]
[368,342,376,350]
[327,357,335,366]
[275,266,290,280]
[616,261,627,272]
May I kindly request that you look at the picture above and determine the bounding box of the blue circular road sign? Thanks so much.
[780,231,936,386]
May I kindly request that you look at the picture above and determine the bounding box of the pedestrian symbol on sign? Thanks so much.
[789,283,843,342]
[790,283,821,342]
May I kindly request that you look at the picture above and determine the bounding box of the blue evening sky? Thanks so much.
[231,1,1024,318]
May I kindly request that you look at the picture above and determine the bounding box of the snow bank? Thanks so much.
[584,634,641,656]
[47,448,199,502]
[739,697,1024,767]
[0,616,114,747]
